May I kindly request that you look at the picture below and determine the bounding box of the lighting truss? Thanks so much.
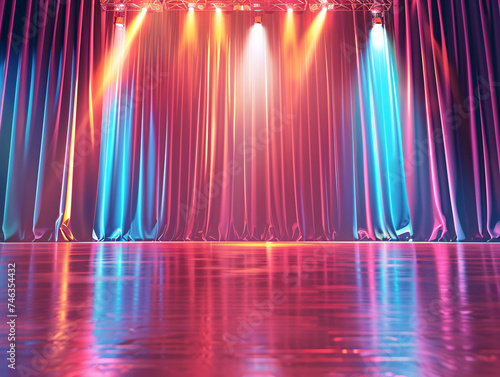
[167,1,310,12]
[100,0,392,12]
[100,0,165,12]
[169,1,309,12]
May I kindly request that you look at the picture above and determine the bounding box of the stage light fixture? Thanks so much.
[371,23,384,49]
[255,16,262,24]
[372,11,384,26]
[287,6,293,13]
[215,6,222,13]
[114,14,125,27]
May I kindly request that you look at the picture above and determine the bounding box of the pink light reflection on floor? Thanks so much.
[1,242,500,376]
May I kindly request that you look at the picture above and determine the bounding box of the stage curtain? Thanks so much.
[394,0,500,240]
[0,0,498,241]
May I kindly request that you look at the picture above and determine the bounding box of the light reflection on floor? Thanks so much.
[1,242,500,377]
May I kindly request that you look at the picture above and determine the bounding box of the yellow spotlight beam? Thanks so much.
[304,8,327,70]
[96,9,147,101]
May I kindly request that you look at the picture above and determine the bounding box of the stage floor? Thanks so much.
[1,243,500,377]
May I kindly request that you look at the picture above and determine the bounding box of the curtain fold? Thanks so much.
[0,0,498,241]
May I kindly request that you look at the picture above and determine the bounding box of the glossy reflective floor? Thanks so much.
[1,243,500,377]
